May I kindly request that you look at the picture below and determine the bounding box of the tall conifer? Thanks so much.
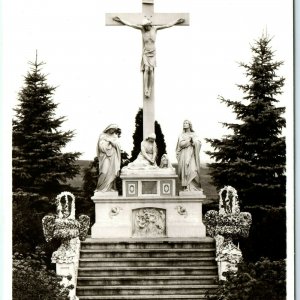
[13,57,81,197]
[206,35,286,206]
[130,108,167,165]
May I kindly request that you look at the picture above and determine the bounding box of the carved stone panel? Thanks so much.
[160,180,172,195]
[132,208,166,237]
[126,181,138,197]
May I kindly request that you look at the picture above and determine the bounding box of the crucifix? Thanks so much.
[106,0,189,139]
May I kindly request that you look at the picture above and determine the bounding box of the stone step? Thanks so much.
[79,257,216,268]
[80,248,216,259]
[77,275,218,286]
[76,284,218,296]
[81,238,215,250]
[78,295,214,300]
[77,238,218,299]
[77,266,218,277]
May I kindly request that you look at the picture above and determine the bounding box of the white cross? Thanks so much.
[106,0,189,139]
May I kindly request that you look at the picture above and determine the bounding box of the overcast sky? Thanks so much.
[3,0,293,164]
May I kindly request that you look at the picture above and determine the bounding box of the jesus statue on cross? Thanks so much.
[106,0,189,138]
[113,16,185,98]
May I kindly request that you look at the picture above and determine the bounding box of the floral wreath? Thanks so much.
[219,186,240,215]
[56,191,76,219]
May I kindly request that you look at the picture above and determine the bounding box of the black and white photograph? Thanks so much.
[2,0,294,299]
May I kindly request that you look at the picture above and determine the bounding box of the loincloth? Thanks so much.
[140,48,156,71]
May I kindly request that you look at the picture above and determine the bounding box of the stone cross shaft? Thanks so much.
[106,0,189,139]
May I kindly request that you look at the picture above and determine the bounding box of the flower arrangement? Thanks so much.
[56,191,75,219]
[42,192,90,263]
[53,218,81,240]
[204,186,252,240]
[204,210,252,239]
[206,186,252,280]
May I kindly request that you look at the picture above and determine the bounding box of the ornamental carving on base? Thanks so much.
[175,205,188,218]
[109,206,123,218]
[132,208,166,237]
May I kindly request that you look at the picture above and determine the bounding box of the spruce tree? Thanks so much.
[206,34,286,207]
[13,57,81,197]
[130,108,167,164]
[12,56,81,252]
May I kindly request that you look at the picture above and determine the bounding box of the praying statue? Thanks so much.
[113,16,185,98]
[125,133,158,170]
[176,120,202,191]
[96,124,121,192]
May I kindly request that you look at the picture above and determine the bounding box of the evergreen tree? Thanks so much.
[12,56,81,252]
[13,57,81,196]
[206,35,286,207]
[82,157,99,200]
[130,108,167,164]
[154,121,167,165]
[131,108,144,162]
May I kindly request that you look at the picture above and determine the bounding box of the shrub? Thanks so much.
[240,206,286,261]
[203,204,286,261]
[13,191,54,254]
[206,258,286,300]
[13,247,72,300]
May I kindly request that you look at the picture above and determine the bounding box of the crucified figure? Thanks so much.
[113,16,185,98]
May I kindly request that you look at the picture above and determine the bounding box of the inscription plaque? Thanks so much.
[142,181,157,194]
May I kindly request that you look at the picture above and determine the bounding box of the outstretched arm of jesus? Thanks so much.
[113,16,142,30]
[156,18,185,31]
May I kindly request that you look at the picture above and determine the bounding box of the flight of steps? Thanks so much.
[76,238,218,300]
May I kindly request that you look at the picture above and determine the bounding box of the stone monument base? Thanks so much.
[121,169,177,197]
[91,192,208,239]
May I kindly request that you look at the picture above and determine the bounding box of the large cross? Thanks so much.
[106,0,189,139]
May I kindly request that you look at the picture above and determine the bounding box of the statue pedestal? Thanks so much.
[179,190,206,197]
[91,171,208,239]
[215,237,243,280]
[56,261,76,277]
[56,262,78,300]
[121,170,177,197]
[52,238,81,300]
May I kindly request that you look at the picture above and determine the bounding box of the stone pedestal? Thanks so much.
[179,190,206,198]
[91,196,207,238]
[52,237,81,300]
[56,262,78,300]
[91,171,208,239]
[121,170,177,197]
[56,262,76,277]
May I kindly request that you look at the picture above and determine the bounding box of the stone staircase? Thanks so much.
[76,238,218,300]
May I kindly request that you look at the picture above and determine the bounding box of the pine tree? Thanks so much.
[12,56,81,252]
[13,56,81,196]
[130,108,167,164]
[206,34,286,207]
